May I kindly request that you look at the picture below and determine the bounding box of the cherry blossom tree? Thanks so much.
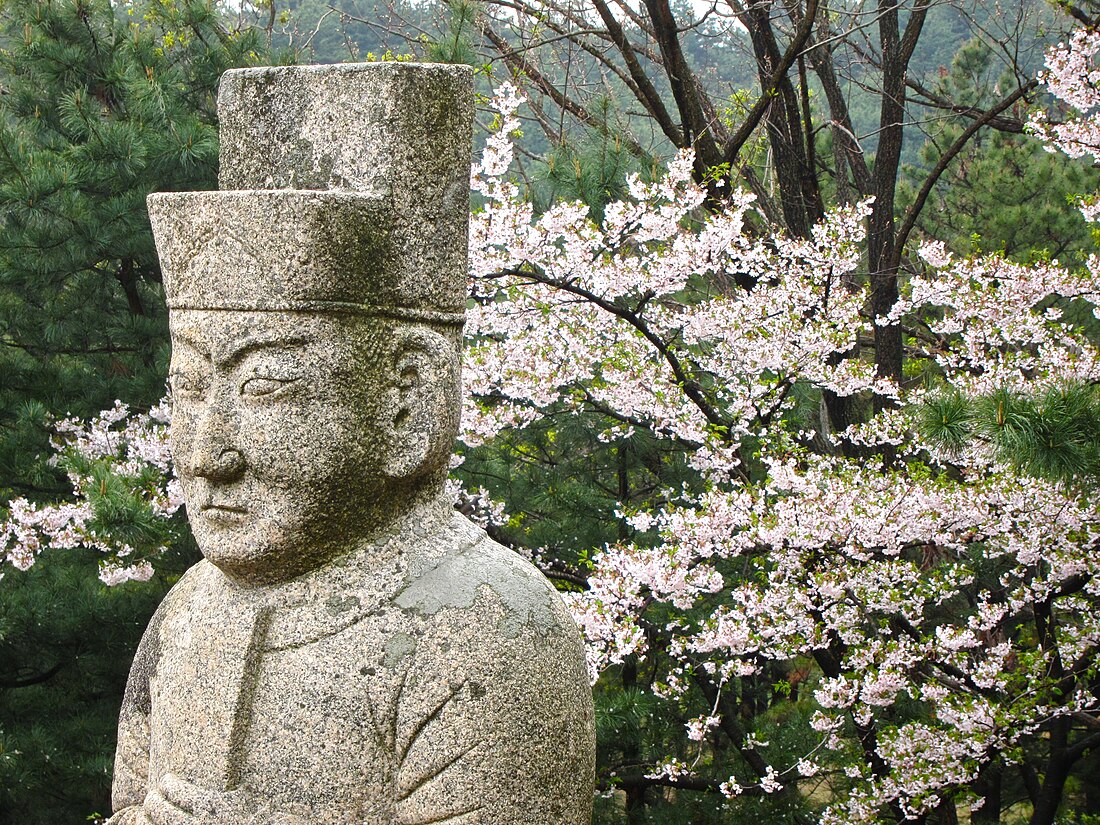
[0,400,181,586]
[455,74,1100,823]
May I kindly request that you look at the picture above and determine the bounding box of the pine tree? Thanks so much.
[0,0,265,819]
[899,39,1099,264]
[920,383,1100,488]
[0,0,263,501]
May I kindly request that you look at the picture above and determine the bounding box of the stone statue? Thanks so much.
[106,64,596,825]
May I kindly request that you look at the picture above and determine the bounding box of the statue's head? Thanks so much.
[149,191,464,585]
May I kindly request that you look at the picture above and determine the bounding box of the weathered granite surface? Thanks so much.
[217,63,471,327]
[107,63,596,824]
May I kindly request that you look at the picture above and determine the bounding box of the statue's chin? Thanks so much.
[194,518,339,587]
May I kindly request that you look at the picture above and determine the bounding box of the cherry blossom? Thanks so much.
[0,400,180,584]
[459,75,1100,821]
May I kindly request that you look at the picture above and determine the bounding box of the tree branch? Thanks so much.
[481,21,651,160]
[721,0,819,166]
[895,79,1038,255]
[0,660,65,689]
[495,266,732,433]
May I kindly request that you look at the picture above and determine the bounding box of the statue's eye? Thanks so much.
[171,372,209,398]
[241,377,297,397]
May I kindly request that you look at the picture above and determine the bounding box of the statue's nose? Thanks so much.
[189,392,245,482]
[196,447,246,482]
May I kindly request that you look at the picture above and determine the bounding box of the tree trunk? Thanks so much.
[931,797,959,825]
[972,761,1003,825]
[1029,719,1072,825]
[868,0,906,388]
[742,1,820,238]
[621,659,647,821]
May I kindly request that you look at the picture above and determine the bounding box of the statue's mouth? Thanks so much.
[199,502,249,526]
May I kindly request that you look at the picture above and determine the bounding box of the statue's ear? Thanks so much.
[382,328,459,480]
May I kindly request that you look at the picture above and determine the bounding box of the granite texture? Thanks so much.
[108,63,595,824]
[217,63,472,326]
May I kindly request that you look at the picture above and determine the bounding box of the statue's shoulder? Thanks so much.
[122,560,223,702]
[395,513,575,639]
[157,559,222,612]
[142,560,245,643]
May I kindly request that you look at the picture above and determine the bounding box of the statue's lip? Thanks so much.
[199,502,249,524]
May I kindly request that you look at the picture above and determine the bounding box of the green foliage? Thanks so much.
[0,545,195,823]
[0,0,264,500]
[919,383,1100,486]
[457,414,699,559]
[899,38,1098,262]
[425,0,480,66]
[901,127,1098,262]
[272,0,449,65]
[533,118,640,222]
[0,0,265,818]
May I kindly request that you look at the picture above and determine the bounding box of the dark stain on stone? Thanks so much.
[326,594,361,615]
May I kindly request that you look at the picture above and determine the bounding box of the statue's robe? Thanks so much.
[109,511,595,824]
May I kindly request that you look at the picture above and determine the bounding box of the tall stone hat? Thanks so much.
[147,190,466,326]
[148,62,474,325]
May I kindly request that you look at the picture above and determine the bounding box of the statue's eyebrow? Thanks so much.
[214,335,312,368]
[170,331,211,362]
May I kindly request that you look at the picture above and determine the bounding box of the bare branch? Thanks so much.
[894,78,1038,255]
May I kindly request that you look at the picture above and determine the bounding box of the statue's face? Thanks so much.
[169,311,393,583]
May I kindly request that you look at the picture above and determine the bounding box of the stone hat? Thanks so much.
[148,190,467,326]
